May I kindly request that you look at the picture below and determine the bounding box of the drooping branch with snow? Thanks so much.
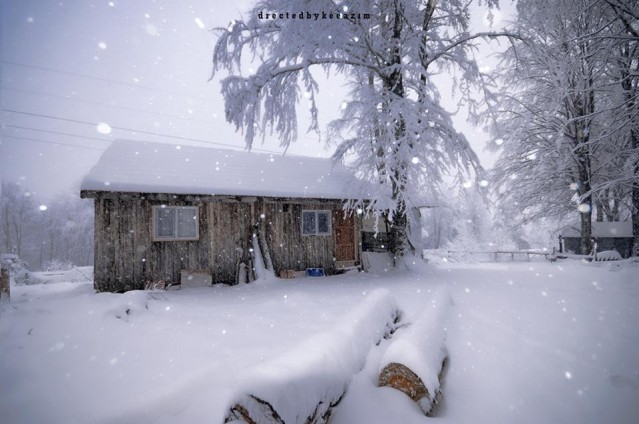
[212,0,505,258]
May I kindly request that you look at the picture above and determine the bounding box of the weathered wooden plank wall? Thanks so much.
[208,200,344,283]
[88,192,361,291]
[209,201,253,284]
[92,195,210,292]
[262,202,339,274]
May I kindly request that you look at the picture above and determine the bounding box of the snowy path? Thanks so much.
[0,260,637,423]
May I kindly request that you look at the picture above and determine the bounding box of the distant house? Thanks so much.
[559,221,634,258]
[80,140,374,292]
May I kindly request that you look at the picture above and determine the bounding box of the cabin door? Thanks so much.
[334,210,356,262]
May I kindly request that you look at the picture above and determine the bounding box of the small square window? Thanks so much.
[302,211,316,235]
[317,211,330,235]
[301,210,331,236]
[152,206,199,241]
[156,208,176,238]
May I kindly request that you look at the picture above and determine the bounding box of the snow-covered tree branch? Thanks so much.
[488,0,639,255]
[212,0,510,260]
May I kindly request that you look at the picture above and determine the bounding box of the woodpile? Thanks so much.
[278,269,296,279]
[224,289,401,424]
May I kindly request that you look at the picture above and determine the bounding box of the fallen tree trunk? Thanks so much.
[378,285,451,416]
[225,289,402,424]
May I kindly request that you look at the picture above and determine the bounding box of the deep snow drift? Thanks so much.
[0,258,638,423]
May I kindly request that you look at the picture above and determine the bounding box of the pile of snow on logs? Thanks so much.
[224,289,401,424]
[378,285,451,416]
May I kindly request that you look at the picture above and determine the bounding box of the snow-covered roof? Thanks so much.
[81,140,364,199]
[560,221,634,238]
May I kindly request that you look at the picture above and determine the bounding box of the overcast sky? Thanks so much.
[1,0,513,202]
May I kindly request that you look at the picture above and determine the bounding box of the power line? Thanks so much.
[2,108,285,155]
[5,108,114,129]
[5,124,111,143]
[2,60,209,101]
[1,134,106,151]
[2,86,218,125]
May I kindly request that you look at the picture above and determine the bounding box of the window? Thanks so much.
[302,210,331,236]
[152,205,199,241]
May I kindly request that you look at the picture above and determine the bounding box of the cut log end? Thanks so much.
[378,358,447,416]
[224,395,285,424]
[224,392,344,424]
[379,362,430,403]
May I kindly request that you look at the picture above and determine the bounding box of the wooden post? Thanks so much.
[0,264,9,303]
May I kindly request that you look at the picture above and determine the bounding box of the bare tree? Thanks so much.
[0,181,35,257]
[594,0,639,253]
[489,0,619,255]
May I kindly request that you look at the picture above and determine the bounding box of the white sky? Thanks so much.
[0,0,513,201]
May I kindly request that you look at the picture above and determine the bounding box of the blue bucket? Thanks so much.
[306,268,325,277]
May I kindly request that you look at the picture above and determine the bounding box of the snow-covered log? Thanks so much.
[251,232,275,282]
[378,285,451,416]
[257,220,274,273]
[224,289,401,424]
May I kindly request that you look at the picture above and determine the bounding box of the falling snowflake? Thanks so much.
[145,23,159,36]
[577,203,591,213]
[96,122,112,134]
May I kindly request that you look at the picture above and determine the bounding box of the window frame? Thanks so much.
[152,205,199,241]
[301,209,332,236]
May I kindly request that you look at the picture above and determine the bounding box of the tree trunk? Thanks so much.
[633,185,639,257]
[632,129,639,256]
[595,199,604,222]
[388,203,409,260]
[580,209,593,255]
[575,145,593,255]
[1,263,9,302]
[611,196,620,221]
[2,204,11,253]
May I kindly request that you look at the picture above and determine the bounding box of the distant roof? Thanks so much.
[80,140,366,199]
[560,221,633,238]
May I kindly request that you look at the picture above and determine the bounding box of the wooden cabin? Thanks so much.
[80,140,370,292]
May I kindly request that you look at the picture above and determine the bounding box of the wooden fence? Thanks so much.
[441,250,555,262]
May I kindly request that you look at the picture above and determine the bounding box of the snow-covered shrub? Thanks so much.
[42,259,75,272]
[595,250,622,261]
[102,290,150,321]
[1,254,36,285]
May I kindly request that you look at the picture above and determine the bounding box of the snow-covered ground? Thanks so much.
[1,259,638,423]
